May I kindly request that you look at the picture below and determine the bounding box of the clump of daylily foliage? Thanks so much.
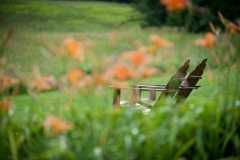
[0,32,174,95]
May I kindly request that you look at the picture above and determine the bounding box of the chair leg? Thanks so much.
[113,88,121,108]
[150,90,156,101]
[132,87,141,103]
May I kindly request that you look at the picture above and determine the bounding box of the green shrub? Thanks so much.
[132,0,167,28]
[132,0,240,32]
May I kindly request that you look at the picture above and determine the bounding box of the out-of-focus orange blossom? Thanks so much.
[78,75,94,89]
[160,0,189,12]
[123,50,151,67]
[0,69,19,92]
[108,63,135,81]
[110,80,129,89]
[96,73,109,85]
[148,35,173,54]
[195,32,216,48]
[229,22,240,34]
[44,116,74,134]
[32,76,56,92]
[142,67,160,78]
[0,99,13,113]
[63,38,84,59]
[0,57,7,65]
[2,76,13,87]
[65,68,85,85]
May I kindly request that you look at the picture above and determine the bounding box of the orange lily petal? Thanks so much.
[108,64,135,81]
[63,38,84,58]
[123,50,150,67]
[0,100,13,113]
[66,68,85,85]
[161,0,189,12]
[32,76,56,92]
[44,116,74,134]
[229,22,239,34]
[96,74,109,85]
[195,32,216,48]
[3,76,12,87]
[142,67,159,78]
[150,35,173,49]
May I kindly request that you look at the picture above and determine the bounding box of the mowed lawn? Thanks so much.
[1,0,213,113]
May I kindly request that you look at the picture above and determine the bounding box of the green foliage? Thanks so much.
[132,0,240,32]
[1,88,240,159]
[183,11,216,33]
[132,0,167,28]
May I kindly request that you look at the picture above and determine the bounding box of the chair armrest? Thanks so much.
[110,85,168,91]
[180,85,201,90]
[189,75,202,79]
[132,84,166,88]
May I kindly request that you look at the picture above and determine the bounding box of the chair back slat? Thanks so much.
[175,58,207,102]
[153,59,190,108]
[160,59,190,98]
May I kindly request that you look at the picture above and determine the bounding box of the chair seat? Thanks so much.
[120,98,153,114]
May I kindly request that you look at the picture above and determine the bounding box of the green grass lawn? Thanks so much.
[0,0,139,32]
[0,0,210,75]
[1,1,240,159]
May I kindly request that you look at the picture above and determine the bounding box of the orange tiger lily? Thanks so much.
[142,67,159,78]
[0,100,13,113]
[66,68,85,85]
[123,50,150,67]
[160,0,189,12]
[229,22,240,35]
[108,63,135,81]
[63,38,84,58]
[32,76,56,92]
[195,32,216,48]
[148,35,173,54]
[44,116,74,134]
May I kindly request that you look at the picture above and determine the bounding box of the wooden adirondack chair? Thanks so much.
[110,58,207,112]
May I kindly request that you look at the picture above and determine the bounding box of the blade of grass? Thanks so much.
[173,137,196,159]
[8,129,18,160]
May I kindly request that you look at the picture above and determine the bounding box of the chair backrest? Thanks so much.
[153,59,190,107]
[175,58,207,102]
[160,58,190,98]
